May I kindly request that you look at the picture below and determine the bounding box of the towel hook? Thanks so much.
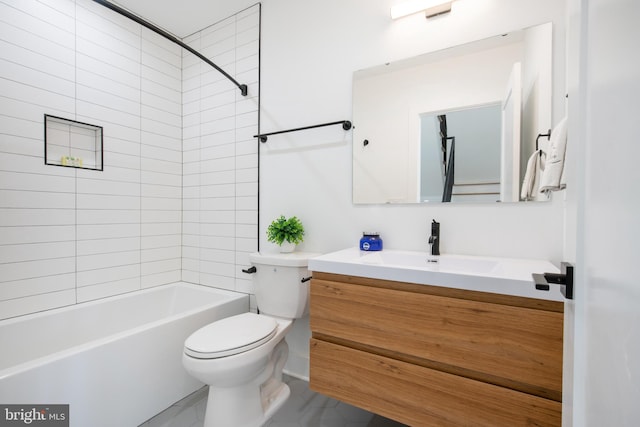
[535,129,551,151]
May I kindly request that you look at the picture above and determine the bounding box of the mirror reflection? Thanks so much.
[352,23,553,204]
[420,104,502,203]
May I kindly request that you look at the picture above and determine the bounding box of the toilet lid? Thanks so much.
[184,313,278,359]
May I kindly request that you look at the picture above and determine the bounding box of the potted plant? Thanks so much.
[267,215,305,252]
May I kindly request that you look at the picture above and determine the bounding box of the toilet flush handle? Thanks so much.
[242,266,257,274]
[301,276,312,283]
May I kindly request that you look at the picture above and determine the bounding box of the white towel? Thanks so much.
[539,117,568,194]
[520,150,545,201]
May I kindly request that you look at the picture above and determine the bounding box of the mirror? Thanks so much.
[353,23,553,204]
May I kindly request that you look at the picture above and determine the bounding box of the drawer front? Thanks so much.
[310,338,561,427]
[311,278,563,400]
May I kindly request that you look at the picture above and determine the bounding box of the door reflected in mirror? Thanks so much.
[420,104,502,203]
[352,23,553,204]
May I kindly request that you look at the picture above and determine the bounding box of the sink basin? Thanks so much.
[357,250,500,275]
[308,248,563,301]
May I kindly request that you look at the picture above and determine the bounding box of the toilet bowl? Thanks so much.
[182,252,319,427]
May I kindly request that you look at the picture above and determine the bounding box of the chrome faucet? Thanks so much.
[429,219,440,256]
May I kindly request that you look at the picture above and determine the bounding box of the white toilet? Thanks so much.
[182,252,318,427]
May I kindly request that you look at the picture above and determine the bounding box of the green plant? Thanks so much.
[266,215,305,245]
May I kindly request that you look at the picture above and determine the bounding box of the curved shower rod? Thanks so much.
[92,0,248,96]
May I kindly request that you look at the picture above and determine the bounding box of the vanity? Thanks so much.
[308,248,564,426]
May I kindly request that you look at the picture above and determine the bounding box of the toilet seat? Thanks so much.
[184,312,278,359]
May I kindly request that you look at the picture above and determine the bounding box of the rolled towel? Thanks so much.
[539,117,568,194]
[520,150,545,201]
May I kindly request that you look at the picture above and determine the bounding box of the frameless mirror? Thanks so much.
[352,23,553,204]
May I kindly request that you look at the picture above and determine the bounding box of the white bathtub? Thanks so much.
[0,282,248,427]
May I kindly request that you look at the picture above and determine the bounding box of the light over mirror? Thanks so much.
[352,22,553,204]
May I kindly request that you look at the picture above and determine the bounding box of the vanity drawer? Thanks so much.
[310,276,563,401]
[310,338,561,427]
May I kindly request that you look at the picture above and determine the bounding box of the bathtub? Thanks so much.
[0,282,248,427]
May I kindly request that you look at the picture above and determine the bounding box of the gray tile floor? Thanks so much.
[140,375,407,427]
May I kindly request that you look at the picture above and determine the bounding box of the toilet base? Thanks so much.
[203,383,290,427]
[201,339,291,427]
[261,377,291,422]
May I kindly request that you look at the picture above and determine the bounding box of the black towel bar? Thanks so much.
[254,120,352,142]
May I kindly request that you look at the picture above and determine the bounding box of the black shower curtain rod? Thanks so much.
[254,120,352,142]
[92,0,248,96]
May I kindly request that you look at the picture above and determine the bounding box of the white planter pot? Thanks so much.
[279,241,296,253]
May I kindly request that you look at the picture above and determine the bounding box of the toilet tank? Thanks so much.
[249,252,320,318]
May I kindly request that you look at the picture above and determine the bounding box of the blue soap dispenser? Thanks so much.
[360,232,383,251]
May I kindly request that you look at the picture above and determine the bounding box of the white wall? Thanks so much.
[259,0,567,259]
[0,0,182,319]
[181,5,260,310]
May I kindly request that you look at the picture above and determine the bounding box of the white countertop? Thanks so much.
[308,247,564,302]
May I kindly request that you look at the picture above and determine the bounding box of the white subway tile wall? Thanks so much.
[0,0,259,319]
[182,6,260,311]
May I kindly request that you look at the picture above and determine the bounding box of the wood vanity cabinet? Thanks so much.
[309,272,564,427]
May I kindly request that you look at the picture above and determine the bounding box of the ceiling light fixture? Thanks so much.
[390,0,454,20]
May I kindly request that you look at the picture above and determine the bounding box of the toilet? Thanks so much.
[182,252,319,427]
